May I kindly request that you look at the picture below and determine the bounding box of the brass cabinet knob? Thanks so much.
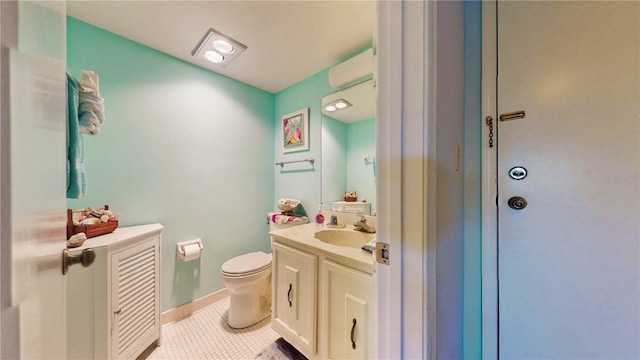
[62,248,96,275]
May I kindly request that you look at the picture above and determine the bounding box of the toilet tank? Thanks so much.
[268,212,309,231]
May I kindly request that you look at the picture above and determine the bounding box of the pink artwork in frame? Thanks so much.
[281,108,309,153]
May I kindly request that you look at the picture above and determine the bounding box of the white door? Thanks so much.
[497,1,640,358]
[1,1,67,358]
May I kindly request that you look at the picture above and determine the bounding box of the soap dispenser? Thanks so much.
[315,205,325,227]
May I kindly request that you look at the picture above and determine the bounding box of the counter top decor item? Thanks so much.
[277,198,301,216]
[344,191,357,202]
[67,204,119,239]
[67,232,87,248]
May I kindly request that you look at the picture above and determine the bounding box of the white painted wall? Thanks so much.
[435,2,466,359]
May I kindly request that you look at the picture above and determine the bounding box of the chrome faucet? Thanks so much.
[353,213,376,233]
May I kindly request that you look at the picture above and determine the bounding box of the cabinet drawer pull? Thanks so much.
[114,309,122,315]
[350,318,357,349]
[287,283,293,307]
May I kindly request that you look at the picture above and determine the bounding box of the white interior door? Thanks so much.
[1,1,67,358]
[497,1,640,358]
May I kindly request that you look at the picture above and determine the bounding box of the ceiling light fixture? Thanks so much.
[323,98,352,112]
[212,39,234,54]
[192,28,247,68]
[204,50,224,63]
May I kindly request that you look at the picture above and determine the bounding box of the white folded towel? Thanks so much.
[79,70,100,95]
[78,70,105,136]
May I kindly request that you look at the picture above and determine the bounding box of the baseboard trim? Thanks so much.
[161,288,230,326]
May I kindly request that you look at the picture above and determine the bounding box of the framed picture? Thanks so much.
[281,108,309,153]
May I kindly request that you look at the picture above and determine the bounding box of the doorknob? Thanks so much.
[507,196,528,210]
[62,248,96,275]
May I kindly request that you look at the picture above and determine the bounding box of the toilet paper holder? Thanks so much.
[177,239,204,260]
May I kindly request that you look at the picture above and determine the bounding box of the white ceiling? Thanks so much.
[67,1,376,94]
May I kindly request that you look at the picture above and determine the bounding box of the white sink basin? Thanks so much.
[314,230,375,249]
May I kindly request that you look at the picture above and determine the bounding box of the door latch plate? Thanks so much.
[376,242,389,265]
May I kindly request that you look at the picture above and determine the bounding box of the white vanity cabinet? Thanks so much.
[270,232,375,360]
[271,241,318,358]
[67,224,162,360]
[323,259,375,359]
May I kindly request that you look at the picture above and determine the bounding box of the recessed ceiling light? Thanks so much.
[213,39,234,55]
[204,50,224,63]
[191,28,247,68]
[335,101,348,109]
[323,98,352,113]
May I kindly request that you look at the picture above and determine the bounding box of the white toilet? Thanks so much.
[220,212,308,329]
[220,251,272,328]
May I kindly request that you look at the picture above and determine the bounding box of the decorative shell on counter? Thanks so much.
[67,232,87,248]
[72,206,120,224]
[277,198,300,212]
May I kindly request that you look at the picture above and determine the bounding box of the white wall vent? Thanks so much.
[329,48,374,88]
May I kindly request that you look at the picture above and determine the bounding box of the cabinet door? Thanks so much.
[271,242,317,358]
[323,260,374,359]
[110,237,160,360]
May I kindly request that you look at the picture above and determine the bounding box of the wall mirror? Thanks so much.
[321,79,376,214]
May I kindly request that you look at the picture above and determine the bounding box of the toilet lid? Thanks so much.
[221,252,272,275]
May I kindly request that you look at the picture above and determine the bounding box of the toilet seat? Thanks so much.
[221,252,272,277]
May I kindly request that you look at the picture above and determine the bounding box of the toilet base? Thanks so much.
[226,292,271,329]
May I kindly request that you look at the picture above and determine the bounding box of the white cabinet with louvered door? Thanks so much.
[323,259,374,359]
[271,241,318,359]
[110,235,161,360]
[66,224,162,360]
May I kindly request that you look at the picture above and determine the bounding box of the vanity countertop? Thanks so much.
[269,222,375,273]
[69,223,163,252]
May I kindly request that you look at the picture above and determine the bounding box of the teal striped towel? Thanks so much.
[66,70,86,199]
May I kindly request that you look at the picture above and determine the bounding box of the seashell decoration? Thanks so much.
[67,232,87,248]
[68,204,120,240]
[80,218,100,225]
[73,207,120,223]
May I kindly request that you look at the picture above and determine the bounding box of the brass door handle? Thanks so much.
[62,248,96,275]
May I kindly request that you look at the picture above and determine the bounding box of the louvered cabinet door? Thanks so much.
[110,236,161,360]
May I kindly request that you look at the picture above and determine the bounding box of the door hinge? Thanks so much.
[376,242,389,265]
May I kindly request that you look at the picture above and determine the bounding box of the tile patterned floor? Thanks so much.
[148,298,280,359]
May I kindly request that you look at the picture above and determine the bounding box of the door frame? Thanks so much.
[481,1,499,359]
[376,0,438,358]
[0,2,19,358]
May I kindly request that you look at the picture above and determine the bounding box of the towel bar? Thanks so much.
[275,158,315,168]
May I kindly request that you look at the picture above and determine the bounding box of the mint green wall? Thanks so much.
[346,118,376,212]
[274,69,333,214]
[66,18,275,311]
[321,115,347,206]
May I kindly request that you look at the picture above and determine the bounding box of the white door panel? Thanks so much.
[497,1,640,358]
[1,1,67,358]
